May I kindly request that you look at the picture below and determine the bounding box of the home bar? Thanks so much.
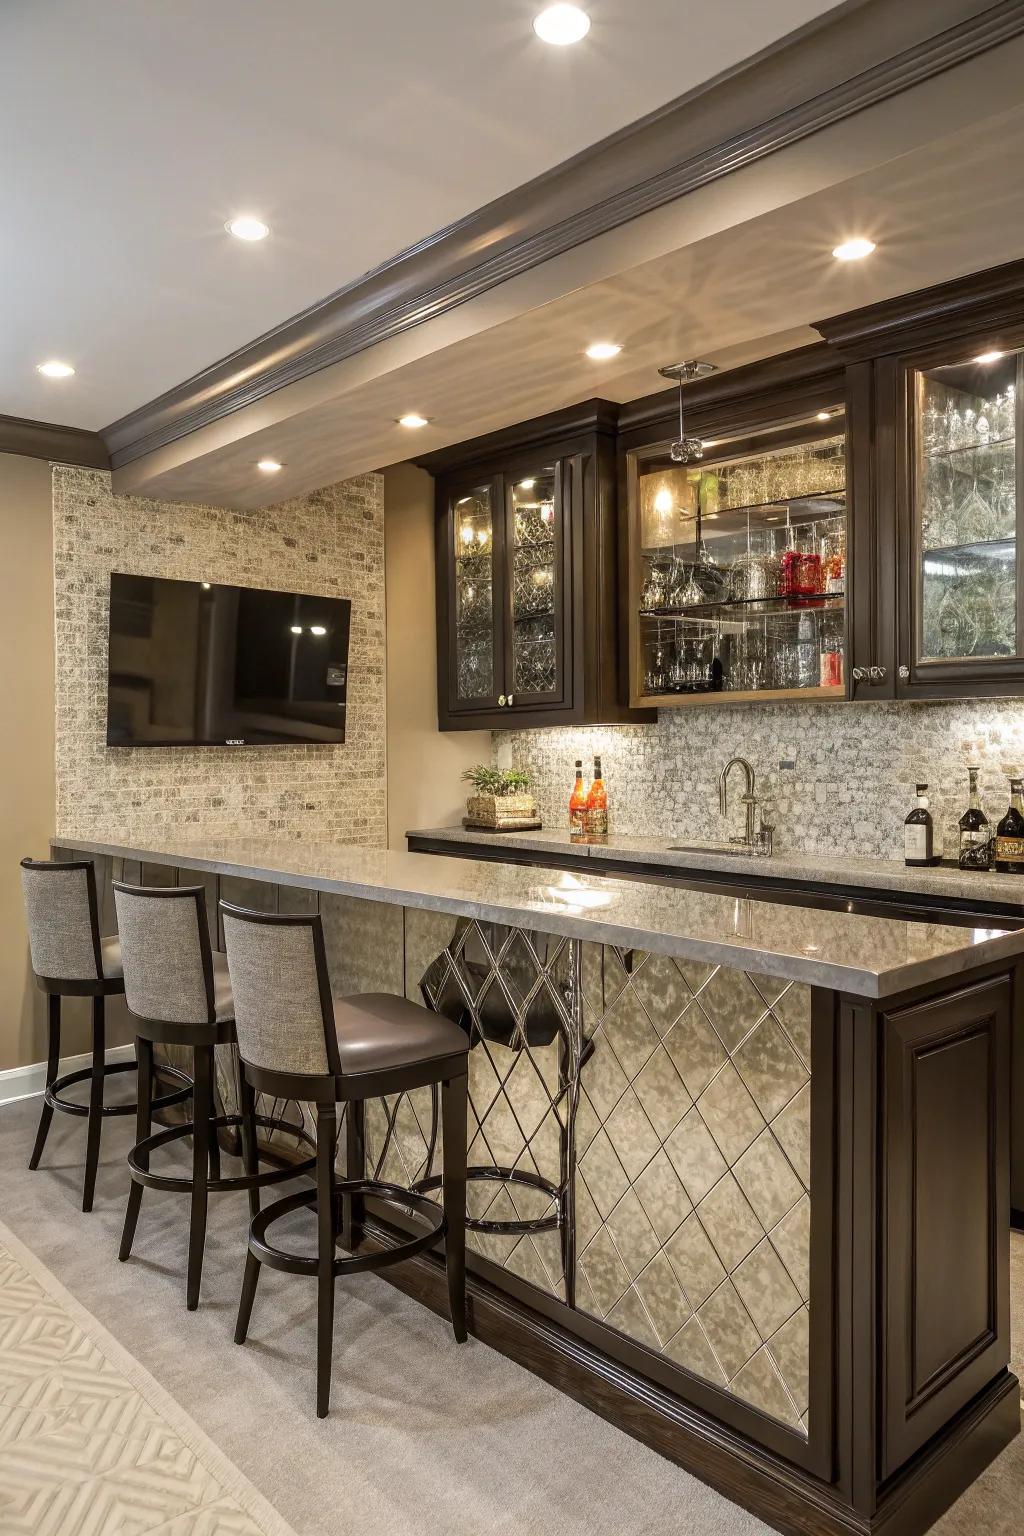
[4,6,1024,1536]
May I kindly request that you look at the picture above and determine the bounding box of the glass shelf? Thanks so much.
[640,593,844,620]
[924,434,1014,461]
[708,489,846,521]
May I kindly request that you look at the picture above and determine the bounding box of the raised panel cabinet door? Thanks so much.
[881,973,1011,1478]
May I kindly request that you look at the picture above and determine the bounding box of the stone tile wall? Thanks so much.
[52,466,385,847]
[496,700,1024,860]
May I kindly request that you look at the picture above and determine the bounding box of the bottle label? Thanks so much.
[586,807,609,840]
[995,836,1024,865]
[569,808,586,841]
[904,824,930,861]
[959,833,991,870]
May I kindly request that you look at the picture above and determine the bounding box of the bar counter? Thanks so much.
[53,834,1021,1536]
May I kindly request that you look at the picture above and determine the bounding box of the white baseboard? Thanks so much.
[0,1044,136,1108]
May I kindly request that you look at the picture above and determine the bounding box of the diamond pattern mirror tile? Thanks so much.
[575,950,811,1435]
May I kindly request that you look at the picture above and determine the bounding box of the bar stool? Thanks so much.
[220,901,470,1418]
[19,857,191,1212]
[112,881,316,1310]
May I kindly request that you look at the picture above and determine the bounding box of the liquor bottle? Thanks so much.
[569,760,588,842]
[904,784,939,867]
[585,755,609,842]
[994,777,1024,874]
[958,766,991,871]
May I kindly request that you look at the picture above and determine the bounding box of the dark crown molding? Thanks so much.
[0,413,109,470]
[101,0,1024,472]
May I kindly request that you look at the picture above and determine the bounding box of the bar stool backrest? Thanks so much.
[113,882,216,1025]
[20,858,103,983]
[220,903,340,1077]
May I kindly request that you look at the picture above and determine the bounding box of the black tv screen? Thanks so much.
[106,573,352,746]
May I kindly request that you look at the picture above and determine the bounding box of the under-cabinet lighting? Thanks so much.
[831,237,875,262]
[309,625,327,637]
[533,5,590,45]
[519,478,536,490]
[37,359,75,378]
[290,625,303,635]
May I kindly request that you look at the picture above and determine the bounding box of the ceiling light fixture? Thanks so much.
[257,458,282,473]
[832,237,875,262]
[226,215,270,242]
[37,359,75,378]
[585,341,621,360]
[975,350,1005,364]
[398,413,430,429]
[533,5,590,45]
[658,360,716,463]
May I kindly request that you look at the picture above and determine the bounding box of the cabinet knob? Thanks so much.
[898,665,910,681]
[869,665,886,682]
[852,666,866,682]
[498,695,507,707]
[507,694,515,706]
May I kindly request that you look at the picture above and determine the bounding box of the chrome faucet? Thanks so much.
[719,757,773,856]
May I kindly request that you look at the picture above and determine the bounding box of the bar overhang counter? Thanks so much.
[54,836,1021,1536]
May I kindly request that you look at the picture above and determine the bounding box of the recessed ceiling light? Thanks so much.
[257,458,282,473]
[226,215,270,242]
[585,342,622,361]
[832,237,875,262]
[975,350,1005,364]
[534,4,590,45]
[398,413,430,429]
[37,359,75,378]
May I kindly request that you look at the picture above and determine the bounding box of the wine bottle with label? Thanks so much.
[569,760,588,842]
[994,777,1024,874]
[904,783,939,867]
[958,766,991,871]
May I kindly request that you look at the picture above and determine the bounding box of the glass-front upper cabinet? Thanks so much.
[450,481,501,709]
[507,464,562,704]
[903,347,1022,690]
[626,420,848,705]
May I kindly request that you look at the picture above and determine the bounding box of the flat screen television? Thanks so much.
[105,573,352,746]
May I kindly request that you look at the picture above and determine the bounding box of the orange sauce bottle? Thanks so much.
[585,755,608,842]
[569,760,588,842]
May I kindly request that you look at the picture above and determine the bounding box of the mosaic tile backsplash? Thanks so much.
[496,700,1024,860]
[52,466,386,847]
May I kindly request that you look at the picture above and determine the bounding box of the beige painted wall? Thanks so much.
[0,454,57,1071]
[383,463,488,847]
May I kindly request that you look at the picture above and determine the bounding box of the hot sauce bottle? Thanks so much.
[569,760,588,842]
[585,755,609,843]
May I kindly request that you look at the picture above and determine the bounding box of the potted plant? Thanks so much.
[461,765,539,830]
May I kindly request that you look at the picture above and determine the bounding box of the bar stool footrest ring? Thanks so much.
[45,1062,192,1120]
[126,1113,316,1193]
[413,1163,560,1236]
[249,1180,445,1277]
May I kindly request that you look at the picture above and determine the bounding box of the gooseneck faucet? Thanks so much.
[719,756,772,855]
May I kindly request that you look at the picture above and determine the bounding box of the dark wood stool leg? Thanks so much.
[234,1249,261,1345]
[238,1067,260,1221]
[207,1057,222,1184]
[29,994,61,1171]
[82,996,105,1213]
[441,1072,468,1343]
[119,1036,152,1261]
[186,1045,213,1311]
[341,1099,365,1251]
[316,1101,338,1418]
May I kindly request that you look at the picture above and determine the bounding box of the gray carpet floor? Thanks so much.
[0,1088,1020,1536]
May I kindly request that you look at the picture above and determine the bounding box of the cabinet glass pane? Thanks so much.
[916,356,1017,661]
[635,433,846,698]
[510,467,558,697]
[453,486,495,700]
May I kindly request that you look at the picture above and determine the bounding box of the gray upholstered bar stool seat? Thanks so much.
[220,901,471,1418]
[20,858,191,1212]
[113,882,316,1310]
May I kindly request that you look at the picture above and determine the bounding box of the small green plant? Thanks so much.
[462,764,532,796]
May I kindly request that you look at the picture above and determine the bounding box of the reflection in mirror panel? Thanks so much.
[106,572,352,746]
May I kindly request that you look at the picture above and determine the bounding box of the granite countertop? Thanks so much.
[56,834,1024,1000]
[407,825,1024,909]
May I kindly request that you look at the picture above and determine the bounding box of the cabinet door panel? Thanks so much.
[503,460,573,712]
[445,478,505,715]
[881,974,1011,1478]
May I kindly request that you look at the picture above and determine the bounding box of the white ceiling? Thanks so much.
[1,0,845,429]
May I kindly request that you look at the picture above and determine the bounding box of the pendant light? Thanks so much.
[658,360,716,462]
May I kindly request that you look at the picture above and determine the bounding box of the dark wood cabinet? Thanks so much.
[819,256,1024,701]
[420,401,652,731]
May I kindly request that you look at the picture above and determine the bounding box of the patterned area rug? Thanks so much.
[0,1219,297,1536]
